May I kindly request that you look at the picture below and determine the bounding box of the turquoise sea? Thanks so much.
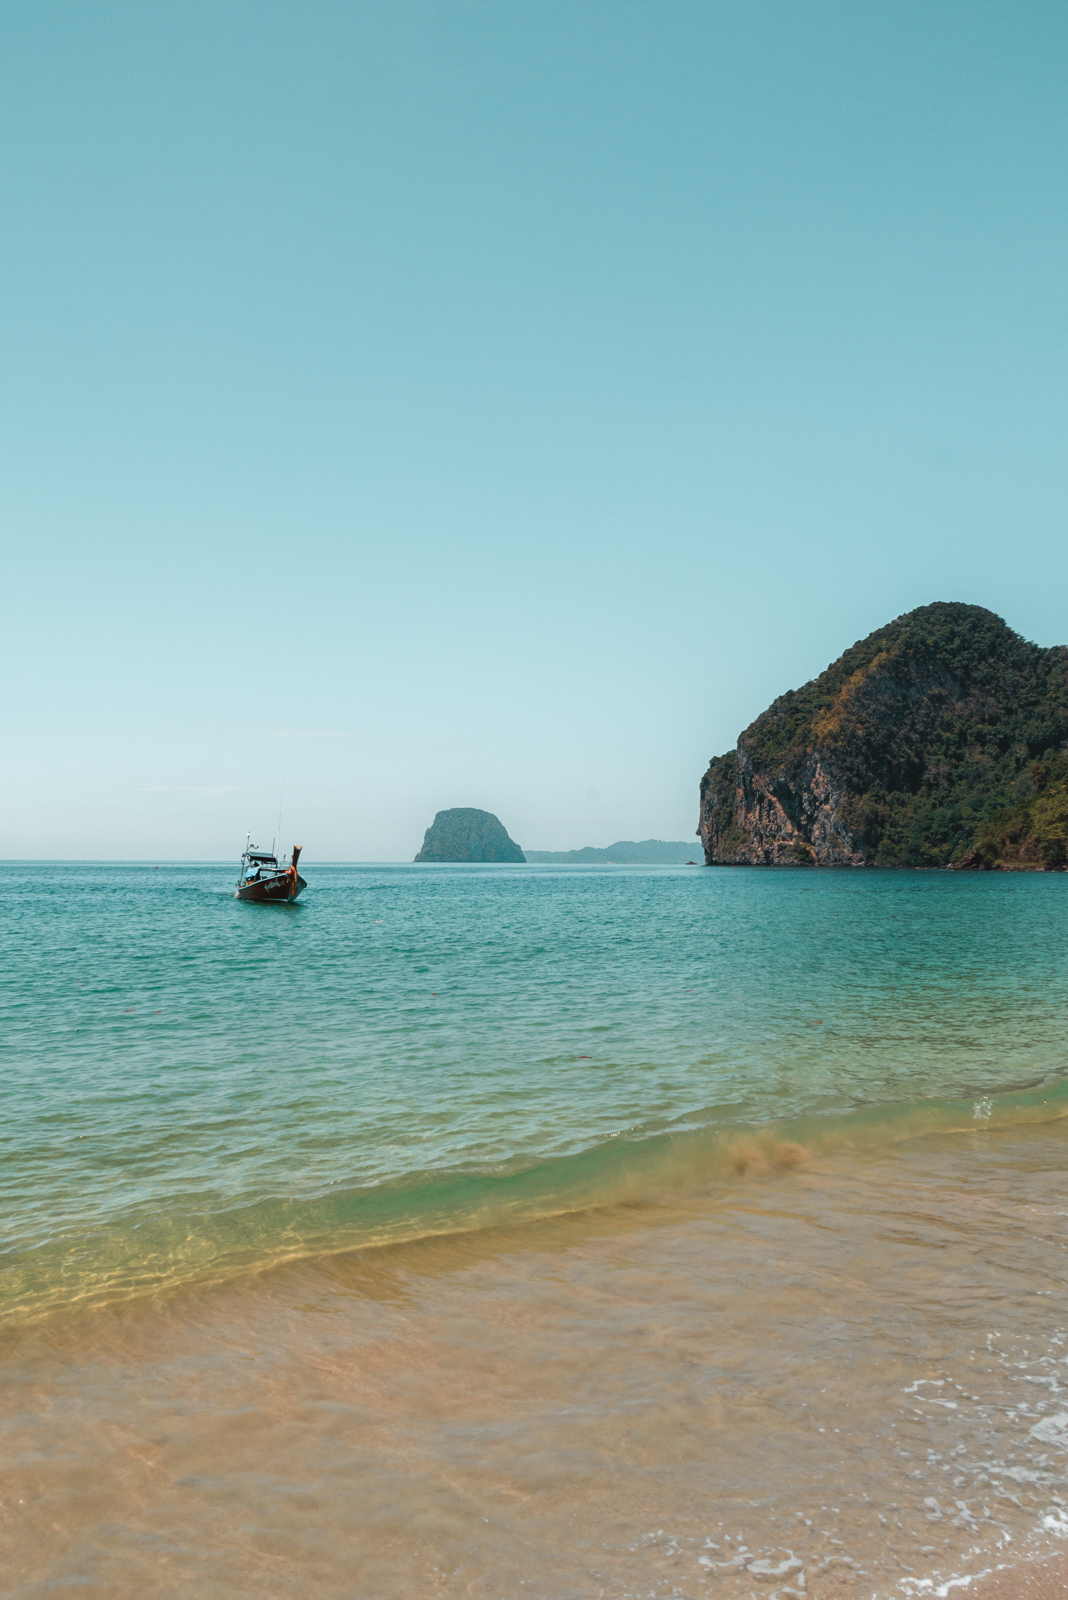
[4,861,1068,1320]
[5,861,1068,1599]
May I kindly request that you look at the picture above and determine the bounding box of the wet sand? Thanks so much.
[4,1127,1068,1598]
[972,1556,1068,1597]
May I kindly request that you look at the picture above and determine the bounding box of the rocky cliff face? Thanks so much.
[415,808,526,863]
[699,603,1068,868]
[700,748,869,867]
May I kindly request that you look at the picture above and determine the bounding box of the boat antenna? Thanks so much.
[276,781,284,860]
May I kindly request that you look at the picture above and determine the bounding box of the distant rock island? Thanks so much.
[525,840,699,864]
[699,602,1068,869]
[415,808,526,863]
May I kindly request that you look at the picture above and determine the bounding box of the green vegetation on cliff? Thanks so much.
[958,751,1068,870]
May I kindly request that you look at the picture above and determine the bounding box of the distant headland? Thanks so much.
[525,841,698,864]
[414,814,698,866]
[415,808,525,863]
[699,601,1068,869]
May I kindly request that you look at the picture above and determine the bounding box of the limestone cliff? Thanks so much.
[698,602,1068,868]
[415,808,525,863]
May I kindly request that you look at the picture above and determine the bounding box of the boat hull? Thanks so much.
[235,870,306,904]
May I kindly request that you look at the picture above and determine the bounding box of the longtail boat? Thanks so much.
[235,839,306,903]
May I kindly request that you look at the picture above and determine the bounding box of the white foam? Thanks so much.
[900,1567,1000,1595]
[747,1552,803,1576]
[1029,1411,1068,1448]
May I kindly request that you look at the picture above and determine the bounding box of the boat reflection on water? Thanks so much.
[235,839,306,903]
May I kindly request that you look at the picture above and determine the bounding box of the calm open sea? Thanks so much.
[3,861,1068,1597]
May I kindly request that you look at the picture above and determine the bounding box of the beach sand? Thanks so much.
[5,1125,1068,1597]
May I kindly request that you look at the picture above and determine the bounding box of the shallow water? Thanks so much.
[5,1129,1068,1598]
[3,863,1068,1594]
[4,862,1068,1317]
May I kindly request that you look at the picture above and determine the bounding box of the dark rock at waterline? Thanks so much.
[415,808,526,863]
[698,602,1068,869]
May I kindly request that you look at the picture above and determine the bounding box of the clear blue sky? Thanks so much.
[4,1,1067,859]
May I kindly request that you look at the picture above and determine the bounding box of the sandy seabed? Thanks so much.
[4,1125,1068,1598]
[971,1556,1068,1596]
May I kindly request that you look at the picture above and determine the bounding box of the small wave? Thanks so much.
[4,1075,1067,1326]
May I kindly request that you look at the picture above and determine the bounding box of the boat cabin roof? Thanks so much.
[247,851,278,864]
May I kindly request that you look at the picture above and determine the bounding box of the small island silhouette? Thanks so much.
[415,808,525,863]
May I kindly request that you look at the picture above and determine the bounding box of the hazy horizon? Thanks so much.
[5,2,1068,859]
[5,834,702,865]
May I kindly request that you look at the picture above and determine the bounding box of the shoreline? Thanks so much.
[5,1129,1068,1597]
[8,862,1068,1595]
[6,1080,1068,1329]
